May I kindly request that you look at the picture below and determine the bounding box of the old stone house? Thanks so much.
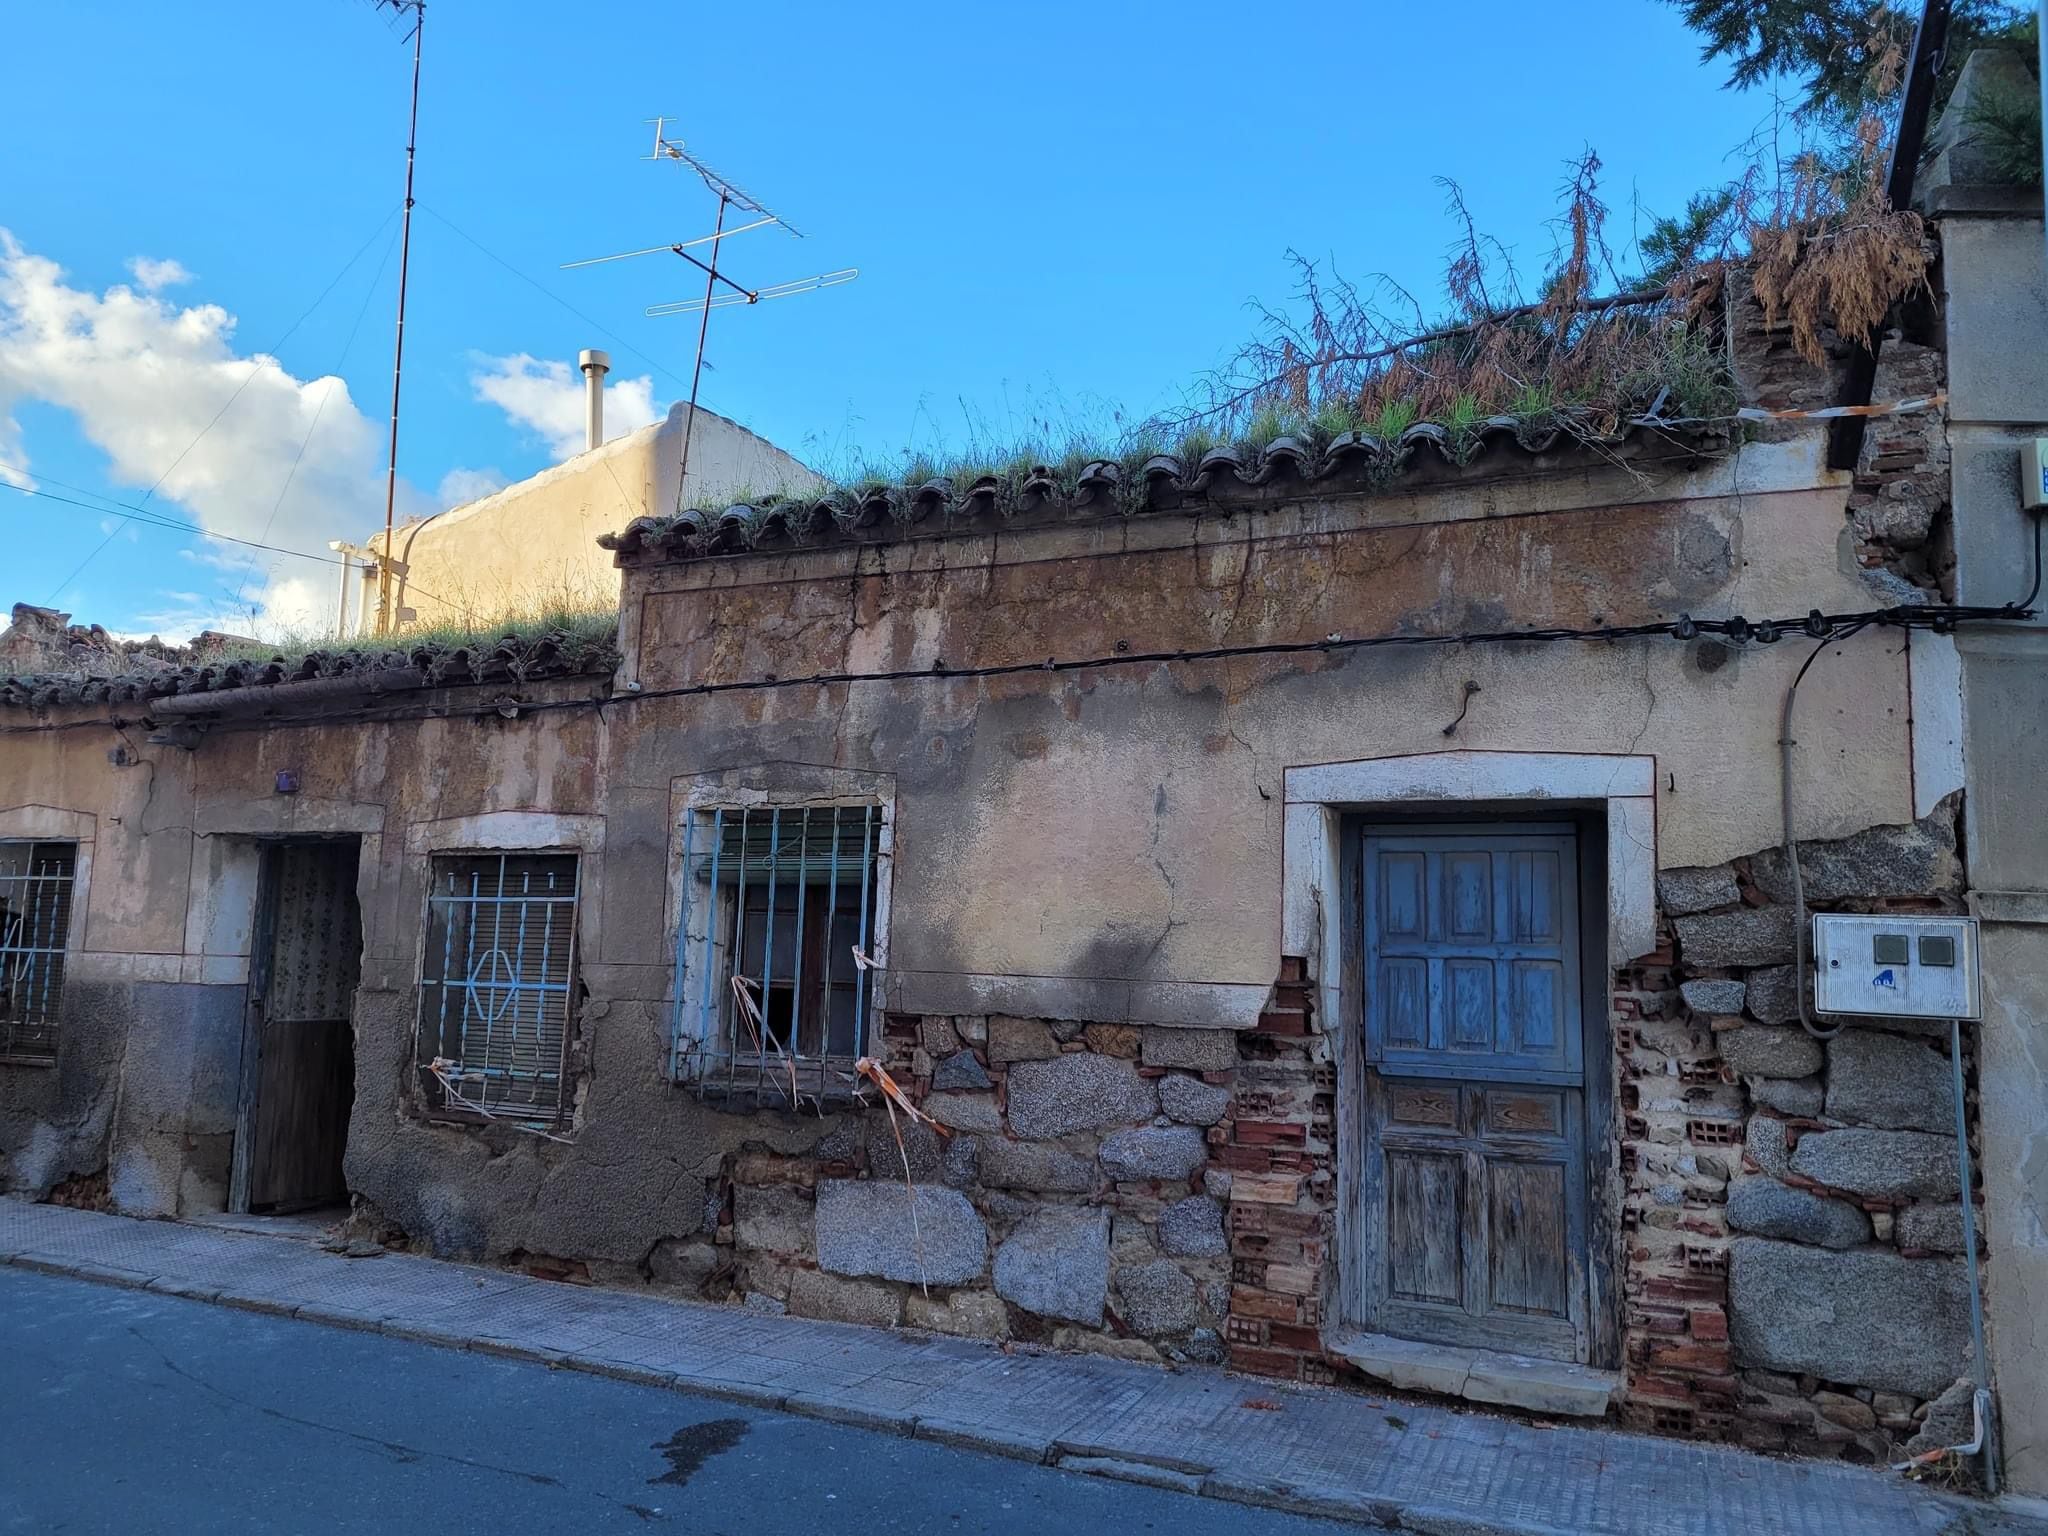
[1,74,2042,1492]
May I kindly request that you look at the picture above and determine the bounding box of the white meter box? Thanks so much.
[1812,914,1981,1021]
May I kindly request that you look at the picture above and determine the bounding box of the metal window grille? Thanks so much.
[0,841,75,1062]
[671,804,880,1100]
[417,852,579,1123]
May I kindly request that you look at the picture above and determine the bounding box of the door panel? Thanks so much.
[1381,958,1428,1049]
[1364,833,1583,1079]
[1485,1157,1571,1318]
[235,842,362,1214]
[1386,1152,1464,1305]
[1360,828,1592,1363]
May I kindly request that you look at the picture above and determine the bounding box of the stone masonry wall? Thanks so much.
[636,1014,1243,1363]
[613,802,1982,1475]
[1628,797,1982,1464]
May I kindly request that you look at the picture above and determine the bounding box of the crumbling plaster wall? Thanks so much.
[620,443,1917,1033]
[1,426,1963,1449]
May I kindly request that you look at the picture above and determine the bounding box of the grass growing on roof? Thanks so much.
[208,591,621,671]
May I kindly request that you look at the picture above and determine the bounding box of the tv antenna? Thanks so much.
[564,118,858,501]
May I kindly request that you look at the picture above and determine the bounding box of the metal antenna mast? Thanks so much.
[373,0,425,635]
[564,119,857,508]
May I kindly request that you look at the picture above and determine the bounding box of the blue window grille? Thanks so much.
[671,804,881,1102]
[0,841,75,1062]
[417,852,580,1123]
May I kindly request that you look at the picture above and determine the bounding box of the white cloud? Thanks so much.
[0,229,394,636]
[471,352,661,461]
[437,465,509,507]
[126,256,192,293]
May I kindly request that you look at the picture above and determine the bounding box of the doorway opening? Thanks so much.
[1349,817,1614,1368]
[229,838,363,1215]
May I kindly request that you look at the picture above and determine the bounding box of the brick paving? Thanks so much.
[0,1197,2030,1536]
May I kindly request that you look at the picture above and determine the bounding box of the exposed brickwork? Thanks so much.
[1221,958,1337,1385]
[1616,926,1740,1443]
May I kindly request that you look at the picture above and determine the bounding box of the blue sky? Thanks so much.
[0,0,1776,639]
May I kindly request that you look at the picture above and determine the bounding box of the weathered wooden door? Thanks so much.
[231,841,362,1214]
[1359,827,1592,1363]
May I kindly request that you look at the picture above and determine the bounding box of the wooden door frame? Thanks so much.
[1336,807,1622,1371]
[227,842,285,1216]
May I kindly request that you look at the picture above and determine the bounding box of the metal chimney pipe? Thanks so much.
[578,348,610,453]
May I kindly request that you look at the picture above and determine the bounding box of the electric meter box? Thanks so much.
[2022,438,2048,510]
[1812,914,1981,1021]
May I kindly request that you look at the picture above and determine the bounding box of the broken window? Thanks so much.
[671,804,883,1100]
[0,841,75,1063]
[416,852,580,1125]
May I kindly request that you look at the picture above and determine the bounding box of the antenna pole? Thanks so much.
[377,2,424,635]
[676,190,726,507]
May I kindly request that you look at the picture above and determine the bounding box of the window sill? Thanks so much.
[418,1106,572,1139]
[676,1059,867,1113]
[0,1052,58,1069]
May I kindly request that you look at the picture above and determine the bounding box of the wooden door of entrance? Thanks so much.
[1357,826,1592,1363]
[230,840,362,1214]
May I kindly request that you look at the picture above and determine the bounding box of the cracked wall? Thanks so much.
[0,422,1956,1454]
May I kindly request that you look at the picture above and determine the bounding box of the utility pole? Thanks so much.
[376,0,425,635]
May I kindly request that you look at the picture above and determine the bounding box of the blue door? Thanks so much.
[1359,826,1591,1363]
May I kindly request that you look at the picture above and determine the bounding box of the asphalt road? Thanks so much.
[0,1266,1358,1535]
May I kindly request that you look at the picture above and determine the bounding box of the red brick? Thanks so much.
[1229,1346,1300,1379]
[1230,1286,1298,1323]
[1254,1009,1309,1037]
[1267,1323,1322,1352]
[1688,1307,1728,1342]
[1646,1341,1732,1374]
[1214,1145,1275,1172]
[1231,1171,1305,1204]
[1234,1121,1307,1147]
[1263,1263,1319,1296]
[1625,1373,1696,1405]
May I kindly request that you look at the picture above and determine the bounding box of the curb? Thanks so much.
[0,1243,2001,1536]
[0,1242,1593,1535]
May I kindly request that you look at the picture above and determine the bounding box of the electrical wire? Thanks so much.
[233,219,405,613]
[1778,514,2044,1043]
[2,480,349,569]
[2006,506,2044,615]
[414,202,696,393]
[1,594,2024,738]
[1779,619,1872,1042]
[42,206,403,602]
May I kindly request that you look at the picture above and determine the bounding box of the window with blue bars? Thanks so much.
[416,852,580,1125]
[0,841,75,1063]
[671,804,882,1101]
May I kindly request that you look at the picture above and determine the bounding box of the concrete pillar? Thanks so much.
[1925,82,2048,1489]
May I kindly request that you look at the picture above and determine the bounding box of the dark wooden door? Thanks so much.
[233,841,362,1214]
[1359,828,1592,1363]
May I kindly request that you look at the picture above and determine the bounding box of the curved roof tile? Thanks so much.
[596,415,1713,564]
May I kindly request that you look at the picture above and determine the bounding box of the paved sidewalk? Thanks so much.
[0,1198,2023,1536]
